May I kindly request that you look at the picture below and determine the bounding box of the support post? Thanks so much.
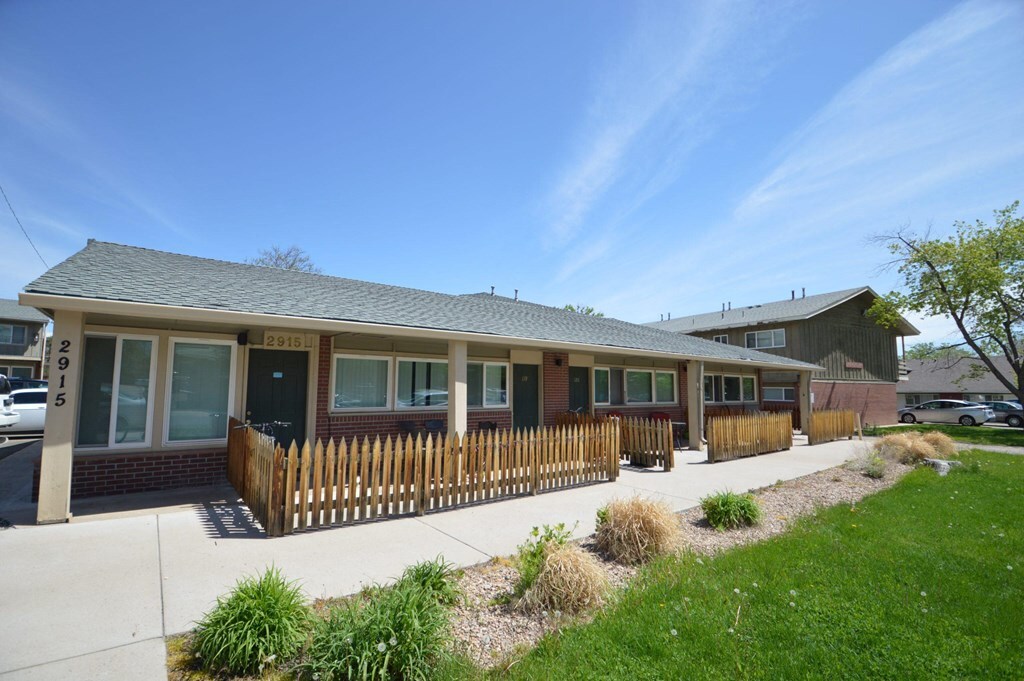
[37,310,84,524]
[447,340,468,436]
[687,360,704,451]
[799,371,813,437]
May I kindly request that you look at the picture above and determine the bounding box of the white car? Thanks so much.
[0,391,20,431]
[7,388,47,433]
[898,399,995,427]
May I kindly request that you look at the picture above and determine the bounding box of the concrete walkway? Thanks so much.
[0,437,867,680]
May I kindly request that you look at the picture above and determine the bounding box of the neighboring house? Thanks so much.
[0,298,49,380]
[23,241,821,524]
[898,357,1020,407]
[646,287,919,427]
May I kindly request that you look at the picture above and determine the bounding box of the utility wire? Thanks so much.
[0,182,49,269]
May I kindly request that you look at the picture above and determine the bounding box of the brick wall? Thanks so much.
[542,352,569,426]
[314,335,512,441]
[812,380,898,427]
[32,448,227,500]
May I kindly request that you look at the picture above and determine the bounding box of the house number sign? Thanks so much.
[53,339,71,407]
[263,331,309,350]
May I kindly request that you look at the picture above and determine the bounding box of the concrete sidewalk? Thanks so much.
[0,437,865,680]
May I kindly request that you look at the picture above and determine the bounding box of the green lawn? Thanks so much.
[870,423,1024,447]
[467,451,1022,680]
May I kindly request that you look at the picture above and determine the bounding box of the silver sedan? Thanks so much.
[898,400,995,427]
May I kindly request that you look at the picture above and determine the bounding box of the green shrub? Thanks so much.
[700,491,762,530]
[515,523,574,596]
[296,575,451,681]
[595,505,609,529]
[401,557,461,606]
[846,450,887,479]
[193,566,310,676]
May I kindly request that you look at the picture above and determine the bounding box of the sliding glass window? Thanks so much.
[77,335,157,448]
[166,340,235,443]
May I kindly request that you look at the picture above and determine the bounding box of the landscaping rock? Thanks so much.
[923,458,963,476]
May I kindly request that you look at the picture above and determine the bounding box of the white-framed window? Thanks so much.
[713,334,729,344]
[905,393,940,407]
[745,328,785,349]
[10,366,32,378]
[332,354,391,410]
[703,373,758,403]
[77,334,158,448]
[0,324,27,345]
[165,338,237,444]
[396,358,449,409]
[468,362,509,408]
[763,387,795,402]
[594,367,676,406]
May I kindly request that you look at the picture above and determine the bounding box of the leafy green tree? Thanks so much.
[564,304,604,317]
[904,342,974,360]
[246,245,322,273]
[870,202,1023,403]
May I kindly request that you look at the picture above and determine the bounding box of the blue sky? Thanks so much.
[2,1,1022,345]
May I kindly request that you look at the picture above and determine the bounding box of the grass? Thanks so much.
[869,423,1024,447]
[481,451,1023,680]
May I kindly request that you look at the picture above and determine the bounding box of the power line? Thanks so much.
[0,182,49,269]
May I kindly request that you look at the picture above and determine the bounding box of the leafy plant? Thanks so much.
[296,575,452,681]
[863,454,887,479]
[515,523,575,596]
[595,505,609,529]
[700,491,762,531]
[596,497,679,564]
[401,557,461,606]
[193,566,310,676]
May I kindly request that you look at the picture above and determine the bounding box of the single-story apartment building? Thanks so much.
[23,241,820,525]
[898,357,1020,407]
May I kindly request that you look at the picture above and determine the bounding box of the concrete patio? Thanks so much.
[0,437,868,680]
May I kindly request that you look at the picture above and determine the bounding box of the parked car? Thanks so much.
[7,388,47,433]
[979,401,1023,428]
[0,375,20,431]
[898,400,995,426]
[8,377,47,391]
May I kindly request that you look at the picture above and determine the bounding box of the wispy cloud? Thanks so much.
[544,0,804,247]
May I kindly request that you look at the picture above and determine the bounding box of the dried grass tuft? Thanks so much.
[596,496,680,565]
[875,432,936,464]
[921,431,958,458]
[519,544,609,614]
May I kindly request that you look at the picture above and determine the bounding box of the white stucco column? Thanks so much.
[36,309,84,524]
[687,359,704,451]
[447,340,468,436]
[799,370,813,436]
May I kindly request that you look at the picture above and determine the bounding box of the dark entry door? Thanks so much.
[569,366,589,413]
[246,349,308,446]
[512,364,539,431]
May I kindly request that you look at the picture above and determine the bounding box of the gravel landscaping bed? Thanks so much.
[450,459,913,668]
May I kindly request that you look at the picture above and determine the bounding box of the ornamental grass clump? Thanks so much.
[400,556,461,606]
[296,573,452,681]
[875,433,937,464]
[922,431,958,458]
[701,491,762,531]
[193,566,310,676]
[595,497,679,564]
[515,523,574,596]
[520,543,609,615]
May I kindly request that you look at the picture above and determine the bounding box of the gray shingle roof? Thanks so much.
[646,286,919,336]
[23,241,819,369]
[898,358,1019,394]
[0,298,49,323]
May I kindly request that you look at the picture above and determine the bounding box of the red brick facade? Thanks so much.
[542,352,569,425]
[33,448,227,500]
[812,380,897,427]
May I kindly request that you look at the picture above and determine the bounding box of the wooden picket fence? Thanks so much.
[227,418,620,537]
[808,409,856,445]
[555,412,674,471]
[706,412,793,463]
[227,419,279,527]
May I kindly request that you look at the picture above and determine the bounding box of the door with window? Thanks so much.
[569,366,589,413]
[246,349,308,446]
[512,364,539,431]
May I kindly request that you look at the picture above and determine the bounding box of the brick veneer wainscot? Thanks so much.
[542,352,569,426]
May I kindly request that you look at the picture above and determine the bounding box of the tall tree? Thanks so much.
[869,202,1023,403]
[564,304,604,317]
[904,342,974,360]
[246,245,322,273]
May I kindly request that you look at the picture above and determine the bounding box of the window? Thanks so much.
[905,394,939,406]
[625,371,652,403]
[656,372,675,403]
[468,362,508,408]
[333,356,390,409]
[0,324,26,345]
[763,387,795,401]
[166,339,235,443]
[594,368,610,405]
[704,373,757,403]
[78,335,157,447]
[713,335,729,344]
[596,367,676,405]
[745,328,785,349]
[396,359,448,408]
[10,366,32,379]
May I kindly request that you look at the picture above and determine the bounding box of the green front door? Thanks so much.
[569,366,590,413]
[245,349,308,446]
[513,364,539,431]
